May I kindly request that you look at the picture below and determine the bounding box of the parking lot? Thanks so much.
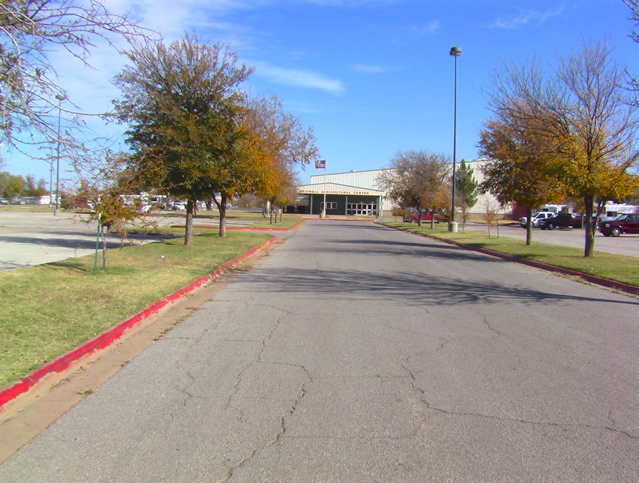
[0,211,179,271]
[460,221,638,258]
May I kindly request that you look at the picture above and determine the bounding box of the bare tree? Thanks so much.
[624,0,639,93]
[77,150,153,269]
[0,0,149,158]
[482,197,502,239]
[377,150,450,228]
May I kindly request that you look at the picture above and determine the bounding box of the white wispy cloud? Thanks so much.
[251,61,345,94]
[490,6,566,30]
[115,0,252,41]
[412,20,440,35]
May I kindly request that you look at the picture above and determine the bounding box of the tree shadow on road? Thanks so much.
[241,267,639,308]
[329,238,506,263]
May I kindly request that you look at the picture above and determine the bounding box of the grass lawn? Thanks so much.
[380,221,639,287]
[0,231,273,389]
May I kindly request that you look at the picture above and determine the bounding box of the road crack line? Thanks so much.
[223,307,290,410]
[220,363,312,482]
[400,365,638,440]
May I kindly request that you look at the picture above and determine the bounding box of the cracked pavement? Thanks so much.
[1,220,638,481]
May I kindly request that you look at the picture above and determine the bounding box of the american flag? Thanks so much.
[315,159,326,169]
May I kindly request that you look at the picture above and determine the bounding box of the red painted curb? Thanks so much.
[171,225,293,232]
[170,219,307,232]
[303,218,374,222]
[0,238,277,410]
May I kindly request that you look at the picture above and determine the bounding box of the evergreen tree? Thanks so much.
[455,159,478,228]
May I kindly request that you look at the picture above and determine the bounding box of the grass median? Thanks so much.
[380,221,639,287]
[0,231,274,390]
[150,210,303,229]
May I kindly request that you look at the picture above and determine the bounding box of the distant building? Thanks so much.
[296,178,386,216]
[297,160,509,217]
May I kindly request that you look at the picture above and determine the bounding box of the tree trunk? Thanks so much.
[525,206,533,246]
[184,199,194,246]
[218,193,227,237]
[583,195,595,257]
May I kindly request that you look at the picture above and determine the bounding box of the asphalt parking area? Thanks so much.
[0,212,176,271]
[450,222,638,258]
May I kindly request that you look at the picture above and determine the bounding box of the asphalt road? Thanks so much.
[1,220,637,481]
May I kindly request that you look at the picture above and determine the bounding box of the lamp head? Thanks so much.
[450,46,462,57]
[55,94,66,101]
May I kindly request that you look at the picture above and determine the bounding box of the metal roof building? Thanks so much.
[300,160,507,217]
[296,181,386,216]
[309,168,391,192]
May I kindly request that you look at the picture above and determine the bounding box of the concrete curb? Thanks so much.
[0,238,277,411]
[381,224,639,297]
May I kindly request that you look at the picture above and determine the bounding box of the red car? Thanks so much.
[403,210,441,223]
[598,214,639,236]
[538,213,581,230]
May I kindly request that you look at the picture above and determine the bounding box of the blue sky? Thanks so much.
[3,0,638,187]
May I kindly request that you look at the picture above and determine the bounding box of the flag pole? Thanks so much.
[322,165,327,218]
[315,159,326,218]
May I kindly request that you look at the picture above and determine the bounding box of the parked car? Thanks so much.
[538,213,581,230]
[171,201,186,211]
[597,214,639,237]
[403,210,440,223]
[519,211,554,228]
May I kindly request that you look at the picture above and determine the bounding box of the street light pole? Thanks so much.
[54,94,65,216]
[449,46,461,232]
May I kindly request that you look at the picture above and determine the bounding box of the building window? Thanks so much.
[320,202,337,210]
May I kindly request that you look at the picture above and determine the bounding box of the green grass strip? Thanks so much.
[0,231,272,389]
[149,211,304,229]
[380,222,639,287]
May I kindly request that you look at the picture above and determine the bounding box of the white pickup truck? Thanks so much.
[519,211,555,228]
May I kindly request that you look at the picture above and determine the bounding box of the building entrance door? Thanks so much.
[346,203,377,216]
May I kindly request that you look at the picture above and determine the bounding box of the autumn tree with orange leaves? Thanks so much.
[482,42,639,257]
[241,95,318,225]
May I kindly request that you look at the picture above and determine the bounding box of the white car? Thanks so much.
[519,211,555,228]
